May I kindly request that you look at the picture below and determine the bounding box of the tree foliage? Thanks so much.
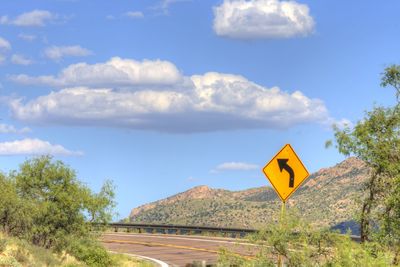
[382,65,400,101]
[0,155,115,253]
[0,174,34,239]
[85,179,116,224]
[330,64,400,255]
[332,105,400,242]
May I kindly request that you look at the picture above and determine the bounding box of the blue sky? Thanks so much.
[0,0,399,219]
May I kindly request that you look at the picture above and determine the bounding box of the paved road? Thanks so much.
[102,232,256,266]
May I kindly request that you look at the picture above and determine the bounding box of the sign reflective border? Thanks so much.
[262,144,309,202]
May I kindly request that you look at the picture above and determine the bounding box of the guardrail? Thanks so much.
[105,223,256,238]
[101,223,361,242]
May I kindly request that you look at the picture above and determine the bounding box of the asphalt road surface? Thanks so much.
[102,232,257,266]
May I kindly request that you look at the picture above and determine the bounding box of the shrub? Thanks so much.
[67,238,114,267]
[327,237,391,267]
[29,244,61,266]
[219,210,394,266]
[0,238,7,253]
[11,248,29,264]
[0,256,21,267]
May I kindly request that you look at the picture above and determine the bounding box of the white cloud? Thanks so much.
[9,62,331,132]
[10,57,184,87]
[152,0,191,15]
[0,54,6,64]
[18,33,37,41]
[125,11,144,18]
[11,54,33,65]
[212,162,259,172]
[0,138,82,156]
[0,16,8,25]
[0,37,11,50]
[44,45,93,61]
[0,123,31,134]
[0,37,11,64]
[1,10,56,27]
[213,0,315,39]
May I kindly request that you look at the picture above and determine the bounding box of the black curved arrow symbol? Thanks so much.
[277,159,295,188]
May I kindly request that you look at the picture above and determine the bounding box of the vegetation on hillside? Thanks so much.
[0,156,144,266]
[0,231,83,267]
[129,157,367,232]
[0,231,151,267]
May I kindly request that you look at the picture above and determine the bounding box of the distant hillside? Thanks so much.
[129,157,368,232]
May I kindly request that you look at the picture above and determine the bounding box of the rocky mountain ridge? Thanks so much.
[129,157,369,231]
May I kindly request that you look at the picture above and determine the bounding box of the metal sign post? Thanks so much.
[262,144,310,266]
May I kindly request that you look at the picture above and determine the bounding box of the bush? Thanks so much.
[11,248,29,264]
[0,238,7,253]
[0,256,21,267]
[29,244,61,266]
[67,238,114,267]
[218,210,394,266]
[218,247,274,266]
[327,237,391,267]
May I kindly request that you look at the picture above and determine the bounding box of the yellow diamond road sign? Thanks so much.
[262,144,309,202]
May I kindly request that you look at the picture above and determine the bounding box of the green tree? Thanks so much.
[85,180,116,224]
[329,65,400,244]
[10,155,115,250]
[0,173,34,238]
[382,177,400,264]
[381,65,400,101]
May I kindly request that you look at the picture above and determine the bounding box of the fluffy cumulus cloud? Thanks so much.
[44,45,93,61]
[9,58,331,133]
[1,10,55,27]
[0,138,82,156]
[212,162,259,172]
[213,0,315,39]
[10,57,184,87]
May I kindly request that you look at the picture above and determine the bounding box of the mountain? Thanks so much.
[129,157,368,232]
